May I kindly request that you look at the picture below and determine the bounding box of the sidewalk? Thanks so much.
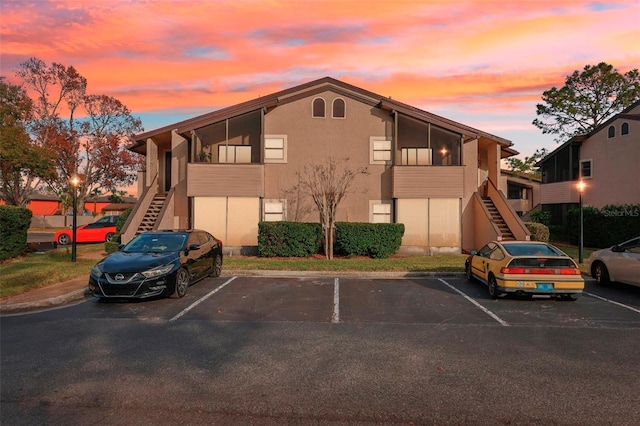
[0,277,90,315]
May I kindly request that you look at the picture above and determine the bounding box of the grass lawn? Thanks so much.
[0,242,595,299]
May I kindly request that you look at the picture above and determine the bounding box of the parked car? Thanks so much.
[588,236,640,287]
[88,230,223,299]
[465,241,584,300]
[55,215,119,245]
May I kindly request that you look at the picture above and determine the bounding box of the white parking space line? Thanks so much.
[170,276,237,321]
[332,278,340,323]
[438,278,509,327]
[584,291,640,314]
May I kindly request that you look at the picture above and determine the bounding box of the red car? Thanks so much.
[55,215,119,245]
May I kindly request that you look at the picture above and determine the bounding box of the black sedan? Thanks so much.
[88,230,223,299]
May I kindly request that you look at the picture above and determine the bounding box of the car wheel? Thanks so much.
[465,262,473,281]
[594,262,610,286]
[488,274,500,300]
[210,254,222,277]
[172,268,190,298]
[105,232,115,242]
[57,234,71,245]
[559,294,578,301]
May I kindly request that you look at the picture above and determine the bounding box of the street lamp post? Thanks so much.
[577,180,586,264]
[71,176,80,262]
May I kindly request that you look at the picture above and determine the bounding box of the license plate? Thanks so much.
[536,283,554,291]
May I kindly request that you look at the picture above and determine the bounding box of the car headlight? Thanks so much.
[142,264,175,278]
[91,264,103,277]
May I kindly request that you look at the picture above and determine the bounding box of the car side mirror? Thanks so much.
[611,245,623,253]
[470,250,478,255]
[188,243,200,251]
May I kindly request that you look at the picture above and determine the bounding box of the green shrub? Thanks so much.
[105,241,120,253]
[0,205,32,261]
[335,222,405,259]
[529,210,550,225]
[525,222,549,242]
[258,222,322,257]
[566,204,640,248]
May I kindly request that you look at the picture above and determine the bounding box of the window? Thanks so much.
[264,135,287,163]
[401,148,432,165]
[332,98,346,118]
[219,145,251,163]
[312,97,325,118]
[370,201,392,223]
[621,122,629,135]
[264,200,284,221]
[608,125,615,138]
[396,115,462,166]
[580,159,592,179]
[370,137,391,164]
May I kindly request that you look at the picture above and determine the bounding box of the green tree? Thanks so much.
[0,77,56,206]
[504,148,548,179]
[533,62,640,142]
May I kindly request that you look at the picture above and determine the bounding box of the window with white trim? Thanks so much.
[401,147,432,165]
[264,200,285,221]
[264,135,287,163]
[370,137,391,164]
[218,145,251,163]
[580,159,592,179]
[370,201,392,223]
[312,97,325,118]
[621,122,629,135]
[332,98,346,118]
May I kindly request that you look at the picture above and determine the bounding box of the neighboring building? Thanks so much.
[1,194,137,216]
[538,100,640,227]
[499,169,541,219]
[124,77,530,255]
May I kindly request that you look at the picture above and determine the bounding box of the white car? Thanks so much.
[588,236,640,287]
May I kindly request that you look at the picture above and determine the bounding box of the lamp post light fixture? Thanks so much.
[70,175,80,262]
[577,180,586,264]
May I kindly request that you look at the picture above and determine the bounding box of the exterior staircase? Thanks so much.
[482,197,515,241]
[136,193,166,234]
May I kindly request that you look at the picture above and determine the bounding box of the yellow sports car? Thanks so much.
[465,241,584,300]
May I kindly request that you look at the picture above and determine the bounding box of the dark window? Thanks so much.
[332,98,345,118]
[621,122,629,135]
[608,125,615,138]
[507,184,522,199]
[580,160,592,178]
[312,98,325,118]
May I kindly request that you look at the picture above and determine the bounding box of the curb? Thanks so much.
[0,289,90,315]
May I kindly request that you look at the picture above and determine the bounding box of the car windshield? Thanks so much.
[501,243,565,257]
[123,234,187,253]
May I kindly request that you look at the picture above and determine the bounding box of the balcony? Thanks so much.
[391,166,464,198]
[187,163,264,197]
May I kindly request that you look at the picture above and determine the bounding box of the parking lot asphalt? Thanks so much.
[0,269,463,315]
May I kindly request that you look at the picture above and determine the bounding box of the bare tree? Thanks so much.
[295,157,368,259]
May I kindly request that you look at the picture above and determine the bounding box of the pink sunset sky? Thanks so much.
[2,0,639,163]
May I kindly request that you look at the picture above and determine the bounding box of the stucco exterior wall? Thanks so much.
[579,117,640,208]
[263,90,391,223]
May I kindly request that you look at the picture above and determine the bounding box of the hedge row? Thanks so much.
[0,205,32,261]
[258,222,405,258]
[565,204,640,248]
[334,222,405,259]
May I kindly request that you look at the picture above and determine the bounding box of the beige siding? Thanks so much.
[397,199,428,246]
[193,197,259,246]
[540,181,580,204]
[392,166,464,198]
[187,164,264,197]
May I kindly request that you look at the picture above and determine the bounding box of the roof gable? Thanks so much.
[130,77,514,152]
